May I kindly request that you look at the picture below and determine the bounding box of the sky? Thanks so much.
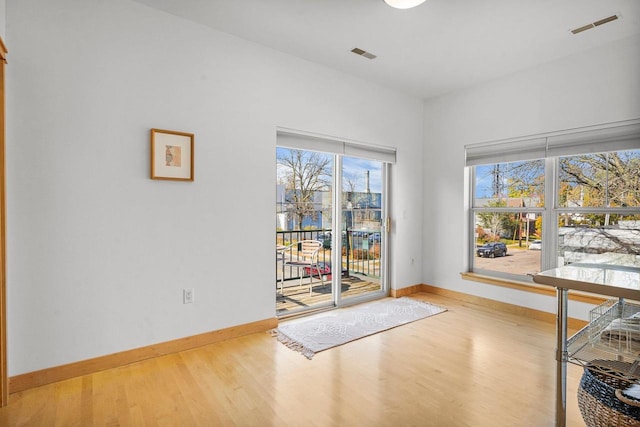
[474,160,545,199]
[475,164,499,198]
[343,156,382,193]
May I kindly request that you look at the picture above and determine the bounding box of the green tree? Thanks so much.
[477,201,510,241]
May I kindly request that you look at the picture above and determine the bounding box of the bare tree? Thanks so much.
[277,149,331,230]
[500,160,545,202]
[506,151,639,216]
[560,151,640,208]
[344,178,357,194]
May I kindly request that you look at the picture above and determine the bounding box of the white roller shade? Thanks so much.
[465,119,640,166]
[546,122,640,157]
[277,129,396,163]
[465,137,546,166]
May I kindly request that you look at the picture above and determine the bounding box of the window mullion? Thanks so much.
[543,157,558,271]
[555,207,640,215]
[472,207,545,213]
[467,167,475,273]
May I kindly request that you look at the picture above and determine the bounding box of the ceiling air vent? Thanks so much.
[571,14,619,35]
[351,47,377,60]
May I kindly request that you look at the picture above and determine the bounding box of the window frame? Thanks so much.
[466,120,640,283]
[552,152,640,267]
[469,163,546,282]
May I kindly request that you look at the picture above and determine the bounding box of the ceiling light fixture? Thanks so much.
[383,0,426,9]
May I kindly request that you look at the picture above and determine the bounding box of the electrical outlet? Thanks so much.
[183,288,194,304]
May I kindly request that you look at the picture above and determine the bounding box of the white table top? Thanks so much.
[533,261,640,300]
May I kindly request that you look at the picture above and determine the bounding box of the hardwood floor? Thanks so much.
[0,293,587,426]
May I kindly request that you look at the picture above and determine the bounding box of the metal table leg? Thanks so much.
[556,287,568,427]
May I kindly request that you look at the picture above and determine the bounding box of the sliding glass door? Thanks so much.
[338,156,386,304]
[276,147,334,315]
[276,132,392,316]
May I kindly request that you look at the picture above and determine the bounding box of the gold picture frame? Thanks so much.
[150,128,194,181]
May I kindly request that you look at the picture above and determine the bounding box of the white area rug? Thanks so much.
[274,297,446,359]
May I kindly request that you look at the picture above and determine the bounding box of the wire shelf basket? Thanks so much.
[568,299,640,381]
[589,299,640,357]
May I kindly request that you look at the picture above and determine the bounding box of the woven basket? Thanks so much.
[578,362,640,427]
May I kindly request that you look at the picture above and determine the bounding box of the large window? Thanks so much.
[466,121,640,281]
[557,150,640,266]
[471,159,545,277]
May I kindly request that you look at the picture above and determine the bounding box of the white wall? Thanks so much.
[0,0,5,40]
[5,0,424,375]
[422,34,640,319]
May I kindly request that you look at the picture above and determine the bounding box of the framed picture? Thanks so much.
[150,128,194,181]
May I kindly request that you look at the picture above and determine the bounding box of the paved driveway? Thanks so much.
[474,247,542,276]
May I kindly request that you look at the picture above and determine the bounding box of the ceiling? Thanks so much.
[133,0,640,100]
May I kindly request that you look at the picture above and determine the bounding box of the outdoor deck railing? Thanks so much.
[276,229,380,284]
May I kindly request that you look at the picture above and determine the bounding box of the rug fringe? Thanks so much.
[272,298,446,359]
[274,330,315,360]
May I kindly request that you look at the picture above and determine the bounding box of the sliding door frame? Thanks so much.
[332,155,343,307]
[277,129,394,315]
[336,158,390,307]
[0,36,8,406]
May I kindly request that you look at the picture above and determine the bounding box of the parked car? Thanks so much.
[529,240,542,250]
[368,232,381,243]
[476,242,507,258]
[317,232,332,249]
[317,231,347,249]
